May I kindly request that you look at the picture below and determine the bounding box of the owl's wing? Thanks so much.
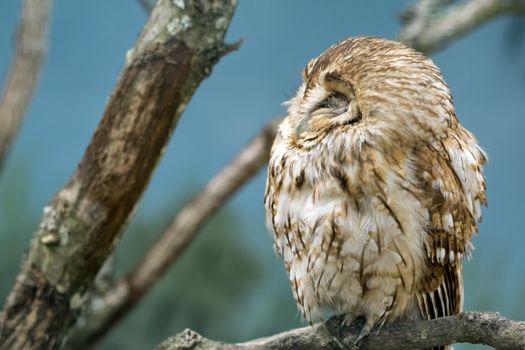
[413,126,486,324]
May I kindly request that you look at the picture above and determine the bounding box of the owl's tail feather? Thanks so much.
[416,262,463,350]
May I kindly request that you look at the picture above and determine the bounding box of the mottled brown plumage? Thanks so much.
[264,36,486,349]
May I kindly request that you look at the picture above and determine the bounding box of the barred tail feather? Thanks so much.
[417,262,463,350]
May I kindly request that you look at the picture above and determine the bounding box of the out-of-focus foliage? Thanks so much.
[0,160,36,301]
[102,197,299,349]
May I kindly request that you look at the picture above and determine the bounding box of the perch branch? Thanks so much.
[0,0,52,171]
[63,117,283,349]
[398,0,525,53]
[0,1,238,349]
[156,312,525,350]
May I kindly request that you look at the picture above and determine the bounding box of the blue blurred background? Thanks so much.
[0,1,524,349]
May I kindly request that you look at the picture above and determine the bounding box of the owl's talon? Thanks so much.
[375,317,387,336]
[338,317,347,338]
[338,319,346,338]
[354,320,374,345]
[321,318,351,350]
[339,313,357,338]
[330,335,351,350]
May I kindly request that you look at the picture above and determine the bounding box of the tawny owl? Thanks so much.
[264,36,486,349]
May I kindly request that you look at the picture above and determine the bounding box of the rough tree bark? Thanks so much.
[156,312,525,350]
[0,0,52,172]
[0,0,238,349]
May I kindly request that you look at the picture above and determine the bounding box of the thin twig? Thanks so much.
[398,0,525,53]
[0,0,52,172]
[64,117,283,349]
[156,312,525,350]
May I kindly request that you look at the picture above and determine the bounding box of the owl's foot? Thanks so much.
[338,319,346,339]
[374,315,388,336]
[339,313,357,338]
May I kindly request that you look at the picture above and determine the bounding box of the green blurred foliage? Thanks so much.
[103,207,266,349]
[0,160,37,302]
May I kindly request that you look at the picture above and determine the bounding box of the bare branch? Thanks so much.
[0,0,52,171]
[398,0,525,53]
[156,312,525,350]
[63,117,282,349]
[0,1,238,349]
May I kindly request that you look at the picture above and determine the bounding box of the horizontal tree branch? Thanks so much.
[156,312,525,350]
[398,0,525,53]
[64,117,283,349]
[0,0,238,349]
[0,0,52,171]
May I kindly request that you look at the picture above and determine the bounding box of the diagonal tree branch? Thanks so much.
[398,0,525,53]
[0,0,238,349]
[0,0,52,172]
[64,117,282,350]
[156,312,525,350]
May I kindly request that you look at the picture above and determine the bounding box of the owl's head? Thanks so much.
[283,36,455,150]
